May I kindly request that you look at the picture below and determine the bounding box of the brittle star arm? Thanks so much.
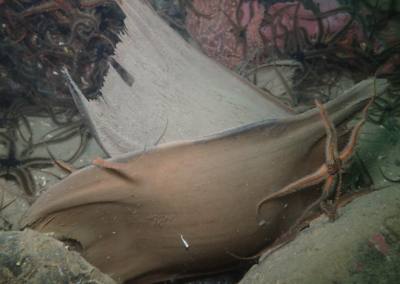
[256,164,329,219]
[256,100,336,219]
[338,97,374,164]
[332,97,374,207]
[315,100,338,168]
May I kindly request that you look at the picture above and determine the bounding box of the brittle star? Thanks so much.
[257,96,374,221]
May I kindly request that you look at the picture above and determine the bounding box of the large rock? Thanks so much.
[240,186,400,284]
[0,229,116,284]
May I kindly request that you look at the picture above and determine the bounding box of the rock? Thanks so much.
[240,186,400,284]
[0,229,116,284]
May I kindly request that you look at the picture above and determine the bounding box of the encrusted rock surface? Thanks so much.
[240,186,400,284]
[0,229,116,284]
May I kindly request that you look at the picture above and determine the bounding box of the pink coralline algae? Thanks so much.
[186,0,364,69]
[369,233,391,256]
[260,2,364,51]
[186,0,264,69]
[186,0,400,73]
[354,261,363,272]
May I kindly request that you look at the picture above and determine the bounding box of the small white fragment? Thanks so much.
[39,177,47,187]
[40,121,51,127]
[180,235,189,249]
[259,220,266,227]
[284,204,288,209]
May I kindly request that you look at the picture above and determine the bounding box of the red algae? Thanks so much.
[369,233,391,256]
